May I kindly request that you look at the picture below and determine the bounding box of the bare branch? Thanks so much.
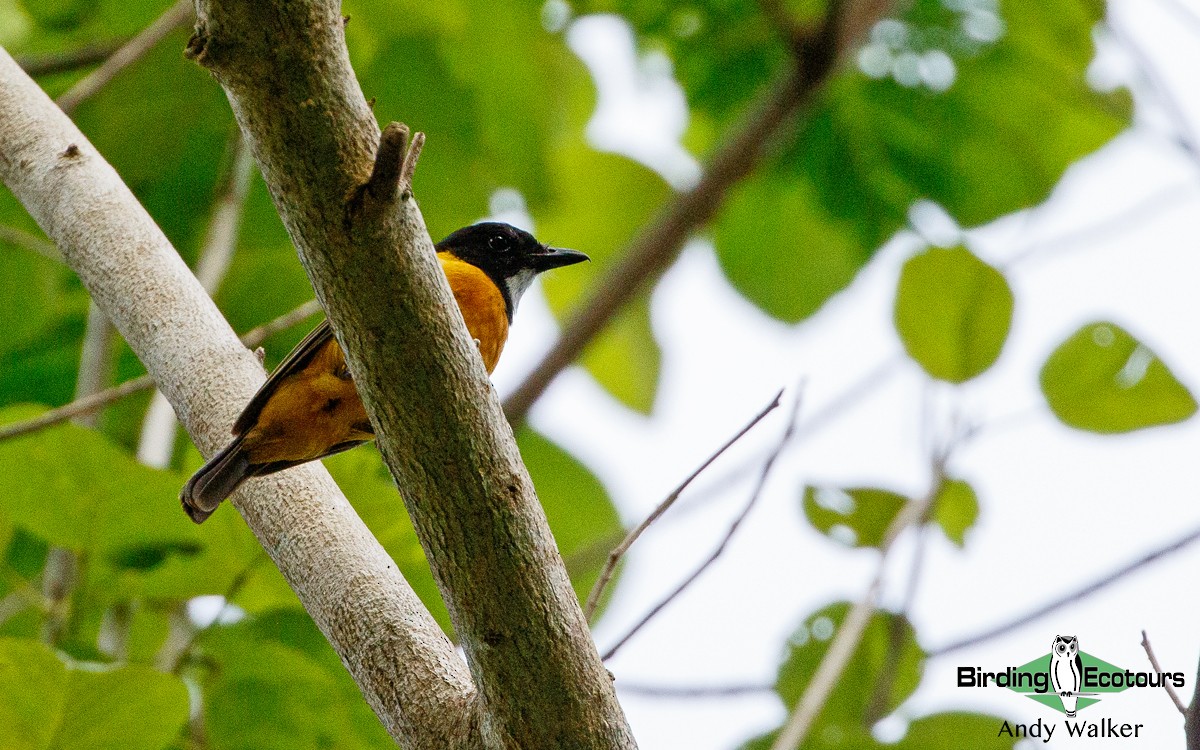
[1186,648,1200,749]
[602,386,804,661]
[0,224,61,261]
[930,523,1200,658]
[630,354,901,526]
[584,389,783,621]
[56,0,194,115]
[501,0,897,424]
[1141,630,1186,715]
[1108,16,1200,167]
[1004,180,1199,269]
[617,681,773,698]
[0,299,322,443]
[16,41,128,77]
[771,575,884,750]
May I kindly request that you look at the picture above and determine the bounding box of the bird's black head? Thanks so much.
[436,222,588,320]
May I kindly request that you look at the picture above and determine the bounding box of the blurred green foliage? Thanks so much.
[0,0,1185,746]
[894,246,1013,383]
[1040,321,1197,433]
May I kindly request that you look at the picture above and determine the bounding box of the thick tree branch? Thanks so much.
[187,0,634,747]
[0,48,478,748]
[503,0,894,424]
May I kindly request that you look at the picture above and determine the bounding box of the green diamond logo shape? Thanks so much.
[1007,650,1130,715]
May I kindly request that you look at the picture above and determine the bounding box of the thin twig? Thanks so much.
[601,386,805,661]
[1004,181,1198,269]
[239,299,324,347]
[769,470,938,750]
[930,523,1200,658]
[865,524,929,723]
[194,130,255,294]
[584,390,784,621]
[1157,0,1200,37]
[772,576,884,750]
[56,0,194,115]
[0,224,61,262]
[647,354,902,521]
[0,299,322,442]
[168,556,263,674]
[16,41,129,77]
[1141,630,1187,715]
[616,681,773,698]
[1108,16,1200,166]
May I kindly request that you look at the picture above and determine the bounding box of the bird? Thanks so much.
[180,222,587,523]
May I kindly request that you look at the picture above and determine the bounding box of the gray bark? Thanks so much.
[186,0,636,745]
[0,47,480,748]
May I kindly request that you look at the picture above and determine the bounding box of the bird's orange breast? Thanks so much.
[438,252,509,372]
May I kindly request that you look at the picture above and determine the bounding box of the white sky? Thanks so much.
[490,1,1200,747]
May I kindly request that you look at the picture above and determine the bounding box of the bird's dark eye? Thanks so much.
[488,235,507,252]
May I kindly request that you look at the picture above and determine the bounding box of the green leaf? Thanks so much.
[0,638,188,750]
[55,664,189,750]
[894,246,1013,383]
[536,143,671,413]
[347,0,569,236]
[517,428,623,610]
[1040,321,1197,433]
[803,486,907,549]
[576,0,785,126]
[894,712,1019,750]
[715,0,1129,324]
[775,603,925,738]
[715,173,878,323]
[0,405,201,557]
[200,610,395,750]
[70,27,235,258]
[932,478,978,548]
[0,638,67,750]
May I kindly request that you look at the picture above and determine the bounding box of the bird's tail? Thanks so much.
[180,435,253,524]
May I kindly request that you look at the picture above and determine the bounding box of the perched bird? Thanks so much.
[180,222,587,523]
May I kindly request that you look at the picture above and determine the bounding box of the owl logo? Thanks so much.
[1049,635,1083,717]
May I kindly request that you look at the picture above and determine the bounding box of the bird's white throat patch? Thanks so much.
[505,268,538,311]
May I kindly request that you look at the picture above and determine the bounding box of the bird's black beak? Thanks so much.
[529,245,589,272]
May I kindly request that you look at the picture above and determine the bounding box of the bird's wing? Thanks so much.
[232,318,336,436]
